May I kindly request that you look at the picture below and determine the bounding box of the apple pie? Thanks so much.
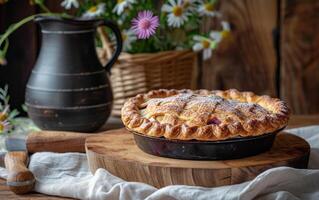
[121,89,289,141]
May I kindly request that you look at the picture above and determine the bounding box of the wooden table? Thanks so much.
[1,115,318,200]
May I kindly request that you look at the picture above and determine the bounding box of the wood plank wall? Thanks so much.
[280,0,319,114]
[202,0,319,114]
[0,0,319,114]
[202,0,278,97]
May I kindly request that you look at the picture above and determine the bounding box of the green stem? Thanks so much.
[1,39,9,56]
[0,15,36,48]
[4,39,8,52]
[0,13,56,49]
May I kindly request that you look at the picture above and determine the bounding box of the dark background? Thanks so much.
[0,0,37,113]
[0,1,65,113]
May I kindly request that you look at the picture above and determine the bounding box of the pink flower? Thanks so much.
[131,10,159,39]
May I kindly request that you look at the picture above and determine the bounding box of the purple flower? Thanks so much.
[131,10,159,39]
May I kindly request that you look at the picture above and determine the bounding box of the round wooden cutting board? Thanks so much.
[85,128,310,188]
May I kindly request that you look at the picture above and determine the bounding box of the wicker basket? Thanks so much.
[97,28,198,116]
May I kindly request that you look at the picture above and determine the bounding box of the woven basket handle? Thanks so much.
[97,27,113,61]
[97,20,122,72]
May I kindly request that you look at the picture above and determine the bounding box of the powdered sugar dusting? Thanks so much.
[142,93,271,126]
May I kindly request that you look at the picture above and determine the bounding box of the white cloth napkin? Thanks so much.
[1,126,319,200]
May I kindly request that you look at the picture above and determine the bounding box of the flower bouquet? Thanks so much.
[61,0,230,58]
[0,0,231,116]
[0,86,19,134]
[0,86,39,151]
[73,0,231,115]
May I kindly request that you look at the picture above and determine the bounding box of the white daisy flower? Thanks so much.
[182,0,200,13]
[0,107,11,134]
[209,21,231,43]
[192,35,217,60]
[198,0,220,17]
[0,120,11,133]
[162,0,191,28]
[113,0,136,15]
[0,105,9,119]
[61,0,79,10]
[122,29,137,51]
[82,3,106,19]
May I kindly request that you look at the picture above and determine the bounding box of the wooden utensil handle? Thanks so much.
[5,151,35,194]
[26,131,92,153]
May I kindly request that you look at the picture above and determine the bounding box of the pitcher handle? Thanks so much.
[99,20,123,73]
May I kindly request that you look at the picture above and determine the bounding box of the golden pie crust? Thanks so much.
[121,89,290,141]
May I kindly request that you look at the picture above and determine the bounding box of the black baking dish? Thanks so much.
[132,127,285,160]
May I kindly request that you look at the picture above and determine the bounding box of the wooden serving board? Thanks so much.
[85,129,310,188]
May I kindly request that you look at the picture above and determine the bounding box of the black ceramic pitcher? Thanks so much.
[25,16,122,132]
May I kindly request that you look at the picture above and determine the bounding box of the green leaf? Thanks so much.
[22,104,28,112]
[7,109,19,120]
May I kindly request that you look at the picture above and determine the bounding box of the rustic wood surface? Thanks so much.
[0,115,318,199]
[286,115,319,128]
[26,131,90,154]
[280,0,319,114]
[26,116,124,154]
[0,183,71,200]
[202,0,278,97]
[86,129,309,188]
[26,129,126,154]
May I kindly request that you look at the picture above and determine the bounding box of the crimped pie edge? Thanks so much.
[121,89,290,141]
